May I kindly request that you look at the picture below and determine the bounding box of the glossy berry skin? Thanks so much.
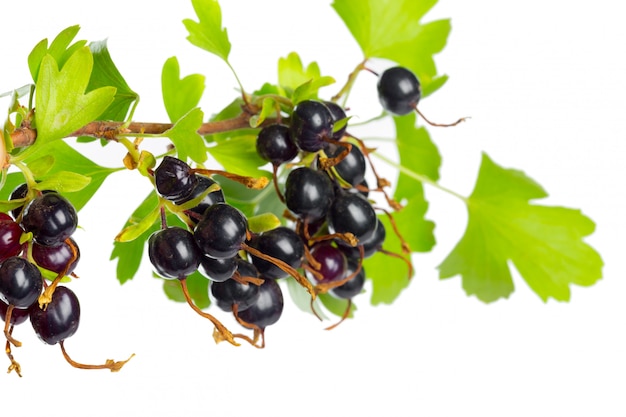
[32,237,80,275]
[325,143,366,186]
[175,175,226,224]
[328,191,378,244]
[339,218,385,259]
[289,100,334,152]
[284,167,334,222]
[0,300,31,325]
[0,256,43,309]
[323,101,348,140]
[377,66,421,116]
[194,203,248,259]
[30,286,80,345]
[148,227,201,279]
[248,227,304,279]
[236,279,283,330]
[256,124,299,165]
[309,243,347,284]
[20,192,78,247]
[154,156,197,201]
[209,260,260,312]
[330,259,366,299]
[0,213,24,261]
[198,255,237,282]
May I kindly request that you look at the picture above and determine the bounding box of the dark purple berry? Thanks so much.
[0,299,32,325]
[309,243,347,284]
[194,203,248,259]
[148,227,201,279]
[236,279,283,330]
[290,100,334,152]
[0,213,24,261]
[154,156,197,201]
[0,256,43,309]
[30,286,80,345]
[256,124,299,165]
[377,66,421,116]
[20,192,78,247]
[284,167,334,222]
[32,237,80,275]
[330,259,366,299]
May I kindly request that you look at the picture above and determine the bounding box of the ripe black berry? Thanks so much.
[0,299,31,326]
[154,156,197,201]
[377,66,421,116]
[175,175,226,224]
[198,254,237,282]
[30,286,80,345]
[209,259,261,312]
[20,192,78,247]
[0,213,24,261]
[194,203,248,259]
[148,227,201,279]
[339,218,385,259]
[323,101,348,140]
[0,256,43,309]
[330,258,365,299]
[284,167,334,222]
[256,124,299,165]
[290,100,334,152]
[325,143,366,186]
[248,227,304,279]
[236,279,283,330]
[327,191,378,244]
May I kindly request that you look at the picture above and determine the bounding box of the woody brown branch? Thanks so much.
[9,110,260,148]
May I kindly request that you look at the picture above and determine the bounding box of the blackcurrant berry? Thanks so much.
[309,242,347,284]
[323,101,348,140]
[0,256,43,309]
[30,286,80,345]
[236,279,283,330]
[330,259,365,299]
[175,175,226,224]
[377,66,421,116]
[32,237,80,275]
[0,299,32,326]
[148,227,201,279]
[289,100,334,152]
[248,227,304,279]
[327,191,378,244]
[194,203,248,259]
[284,167,334,222]
[256,124,299,165]
[325,142,366,186]
[154,156,197,201]
[20,192,78,247]
[198,254,237,282]
[339,218,385,259]
[209,259,261,312]
[0,212,24,261]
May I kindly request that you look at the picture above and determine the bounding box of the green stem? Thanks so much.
[348,112,388,128]
[371,151,468,203]
[331,59,368,106]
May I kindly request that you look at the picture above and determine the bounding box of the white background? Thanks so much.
[1,1,625,416]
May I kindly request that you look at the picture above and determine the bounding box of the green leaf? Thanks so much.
[110,192,160,284]
[115,203,161,243]
[207,134,270,179]
[249,97,276,128]
[162,56,206,123]
[183,0,231,61]
[0,140,120,212]
[277,52,335,103]
[162,271,210,309]
[438,153,604,303]
[35,47,117,144]
[332,0,450,96]
[28,25,87,81]
[163,107,208,164]
[247,212,282,234]
[88,39,139,121]
[35,171,91,193]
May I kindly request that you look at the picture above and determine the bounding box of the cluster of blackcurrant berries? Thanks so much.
[145,67,425,347]
[0,187,132,376]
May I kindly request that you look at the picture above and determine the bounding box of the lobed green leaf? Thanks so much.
[162,56,206,124]
[183,0,231,61]
[163,107,208,164]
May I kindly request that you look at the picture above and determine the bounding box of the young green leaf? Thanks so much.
[28,25,87,81]
[247,212,282,234]
[162,107,208,164]
[35,47,116,144]
[438,153,604,303]
[88,39,139,121]
[207,134,270,179]
[35,171,91,193]
[183,0,231,61]
[162,271,210,309]
[162,56,206,123]
[277,52,335,103]
[332,0,450,96]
